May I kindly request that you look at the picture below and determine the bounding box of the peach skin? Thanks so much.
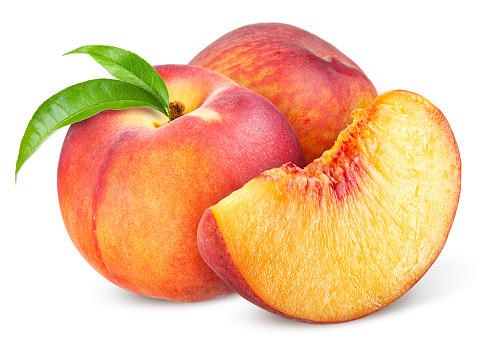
[57,64,306,302]
[190,23,378,163]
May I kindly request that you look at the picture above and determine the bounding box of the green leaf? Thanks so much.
[15,78,167,181]
[65,45,170,117]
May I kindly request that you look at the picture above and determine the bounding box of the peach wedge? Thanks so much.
[198,90,461,323]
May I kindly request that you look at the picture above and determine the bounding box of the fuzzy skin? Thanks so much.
[57,64,306,302]
[190,22,378,163]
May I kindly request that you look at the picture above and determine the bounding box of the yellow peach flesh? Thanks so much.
[210,90,461,322]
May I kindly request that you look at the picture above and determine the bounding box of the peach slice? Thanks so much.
[198,90,461,323]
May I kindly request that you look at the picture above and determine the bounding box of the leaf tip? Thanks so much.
[15,162,21,184]
[63,46,88,56]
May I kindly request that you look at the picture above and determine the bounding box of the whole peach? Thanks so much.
[190,23,378,163]
[57,64,305,302]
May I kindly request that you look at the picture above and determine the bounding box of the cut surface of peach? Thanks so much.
[198,90,461,323]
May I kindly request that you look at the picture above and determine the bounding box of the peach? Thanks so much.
[190,22,378,163]
[57,64,306,302]
[198,90,461,321]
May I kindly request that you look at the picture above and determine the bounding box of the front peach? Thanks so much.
[57,65,305,302]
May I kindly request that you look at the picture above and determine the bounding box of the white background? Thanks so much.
[2,1,493,347]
